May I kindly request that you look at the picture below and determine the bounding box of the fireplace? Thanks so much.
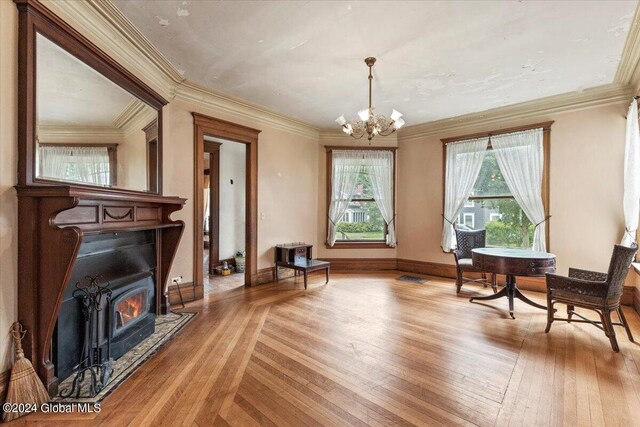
[54,231,157,382]
[116,289,147,330]
[106,273,156,361]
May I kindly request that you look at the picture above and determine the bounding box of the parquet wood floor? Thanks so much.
[16,272,640,426]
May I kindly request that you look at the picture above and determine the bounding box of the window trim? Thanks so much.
[325,146,397,249]
[441,121,552,251]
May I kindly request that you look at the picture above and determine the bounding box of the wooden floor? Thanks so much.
[17,271,640,426]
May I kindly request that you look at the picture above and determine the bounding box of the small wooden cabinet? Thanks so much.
[275,243,313,264]
[274,243,330,289]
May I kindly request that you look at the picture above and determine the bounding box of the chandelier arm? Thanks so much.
[377,120,395,134]
[378,128,397,137]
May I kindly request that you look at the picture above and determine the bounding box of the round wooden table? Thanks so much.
[470,248,556,319]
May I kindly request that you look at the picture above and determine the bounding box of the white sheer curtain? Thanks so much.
[74,147,110,185]
[39,145,110,185]
[327,151,363,246]
[365,150,396,247]
[622,99,640,247]
[492,128,547,251]
[441,137,489,252]
[39,146,73,181]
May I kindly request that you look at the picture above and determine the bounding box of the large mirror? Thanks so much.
[34,33,160,192]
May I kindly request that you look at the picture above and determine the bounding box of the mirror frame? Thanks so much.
[16,0,168,194]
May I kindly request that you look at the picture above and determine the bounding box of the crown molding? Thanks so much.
[173,80,320,139]
[37,124,124,143]
[40,0,640,144]
[615,3,640,90]
[112,99,146,128]
[40,0,174,96]
[41,0,320,140]
[397,83,634,142]
[113,99,157,136]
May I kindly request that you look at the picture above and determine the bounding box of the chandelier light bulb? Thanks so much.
[390,109,403,122]
[394,118,405,129]
[358,109,370,122]
[335,115,347,126]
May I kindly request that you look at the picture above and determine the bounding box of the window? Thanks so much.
[335,171,385,241]
[469,149,534,247]
[38,144,117,186]
[462,213,475,229]
[327,148,396,248]
[443,123,550,249]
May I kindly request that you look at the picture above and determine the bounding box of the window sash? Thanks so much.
[326,146,396,247]
[336,200,388,242]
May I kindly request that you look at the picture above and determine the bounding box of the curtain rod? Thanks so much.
[440,121,553,145]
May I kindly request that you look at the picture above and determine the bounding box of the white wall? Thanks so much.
[219,141,246,260]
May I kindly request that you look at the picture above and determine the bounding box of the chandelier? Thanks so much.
[336,57,405,141]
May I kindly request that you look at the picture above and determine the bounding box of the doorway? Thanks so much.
[203,137,246,290]
[193,113,259,298]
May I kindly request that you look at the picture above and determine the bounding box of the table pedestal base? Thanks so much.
[469,275,546,319]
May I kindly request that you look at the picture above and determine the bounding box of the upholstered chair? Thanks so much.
[545,244,637,352]
[453,229,497,294]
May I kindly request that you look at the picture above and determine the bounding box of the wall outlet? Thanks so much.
[171,276,183,285]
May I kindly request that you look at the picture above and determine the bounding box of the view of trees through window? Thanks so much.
[335,168,386,241]
[459,150,534,248]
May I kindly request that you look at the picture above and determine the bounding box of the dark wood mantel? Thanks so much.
[16,184,186,395]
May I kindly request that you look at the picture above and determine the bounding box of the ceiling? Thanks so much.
[113,0,637,128]
[36,33,139,127]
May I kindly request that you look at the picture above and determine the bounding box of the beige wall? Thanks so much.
[397,102,629,276]
[162,103,195,283]
[163,100,319,284]
[0,0,18,372]
[119,128,147,191]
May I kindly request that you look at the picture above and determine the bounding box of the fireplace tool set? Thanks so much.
[60,275,113,398]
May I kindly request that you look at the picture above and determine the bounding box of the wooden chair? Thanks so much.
[545,244,637,352]
[453,229,497,294]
